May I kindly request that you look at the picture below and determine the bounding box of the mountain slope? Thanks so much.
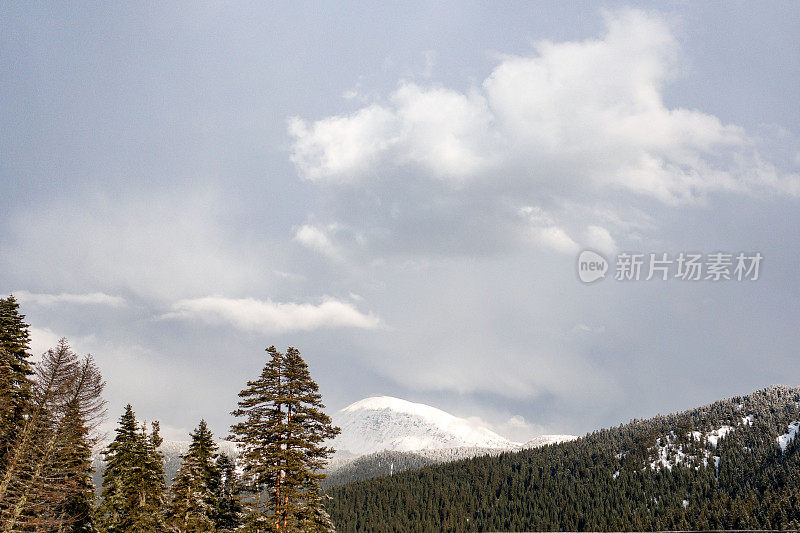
[327,386,800,532]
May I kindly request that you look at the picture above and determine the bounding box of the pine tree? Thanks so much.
[96,405,138,531]
[96,405,166,532]
[0,295,34,465]
[229,345,340,532]
[282,347,339,533]
[167,420,222,532]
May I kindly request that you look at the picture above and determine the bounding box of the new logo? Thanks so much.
[577,250,608,283]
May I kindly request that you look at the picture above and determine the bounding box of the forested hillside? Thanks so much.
[327,386,800,531]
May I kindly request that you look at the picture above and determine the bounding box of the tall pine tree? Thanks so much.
[167,420,223,532]
[96,405,167,532]
[229,346,340,532]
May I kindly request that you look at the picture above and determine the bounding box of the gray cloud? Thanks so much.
[1,3,798,440]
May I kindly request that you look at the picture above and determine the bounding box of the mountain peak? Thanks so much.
[342,396,460,421]
[333,396,513,456]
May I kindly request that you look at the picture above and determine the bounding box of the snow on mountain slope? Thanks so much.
[330,396,515,456]
[522,434,579,448]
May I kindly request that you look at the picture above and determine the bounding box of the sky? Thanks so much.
[1,2,799,442]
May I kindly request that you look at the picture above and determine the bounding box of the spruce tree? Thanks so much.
[0,295,34,465]
[96,405,138,531]
[97,405,166,532]
[167,420,222,532]
[229,345,340,532]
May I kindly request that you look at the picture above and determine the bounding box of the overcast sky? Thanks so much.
[2,2,799,442]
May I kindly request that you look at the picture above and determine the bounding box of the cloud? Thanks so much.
[532,226,580,255]
[290,82,495,184]
[163,296,381,333]
[584,225,616,255]
[294,224,343,261]
[288,106,399,183]
[28,327,98,357]
[28,327,63,356]
[460,414,538,443]
[493,415,551,443]
[519,206,579,254]
[0,187,270,302]
[15,291,125,308]
[289,8,799,204]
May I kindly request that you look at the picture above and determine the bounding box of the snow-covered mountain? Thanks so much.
[330,396,576,457]
[321,396,579,485]
[331,396,514,456]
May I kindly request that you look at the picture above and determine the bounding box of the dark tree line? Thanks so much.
[0,295,340,532]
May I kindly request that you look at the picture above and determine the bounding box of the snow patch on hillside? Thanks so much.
[777,421,799,452]
[644,417,756,474]
[706,426,733,448]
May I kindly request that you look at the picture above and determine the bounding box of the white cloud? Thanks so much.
[28,326,98,356]
[584,225,616,255]
[289,8,799,204]
[163,296,381,333]
[519,205,579,254]
[532,226,579,255]
[290,83,494,184]
[493,415,549,443]
[15,290,125,308]
[294,224,343,261]
[28,327,62,356]
[288,105,399,183]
